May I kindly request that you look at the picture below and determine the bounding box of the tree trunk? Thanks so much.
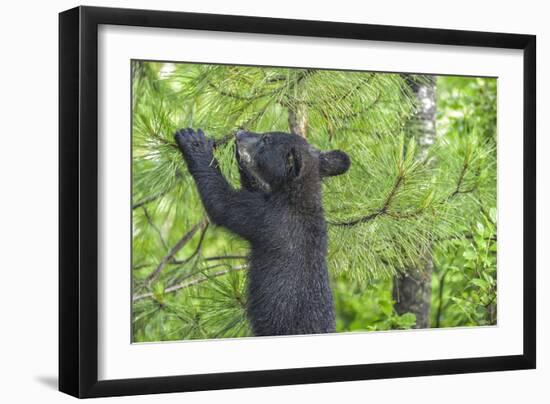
[288,103,308,138]
[392,76,436,329]
[393,255,433,328]
[288,71,310,138]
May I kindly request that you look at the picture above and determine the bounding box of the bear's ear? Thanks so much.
[319,150,351,177]
[286,147,302,179]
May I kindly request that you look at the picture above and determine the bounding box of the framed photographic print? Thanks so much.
[59,6,536,398]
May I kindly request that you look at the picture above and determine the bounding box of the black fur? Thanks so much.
[175,128,350,336]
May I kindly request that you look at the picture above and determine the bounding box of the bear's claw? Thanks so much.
[175,128,213,153]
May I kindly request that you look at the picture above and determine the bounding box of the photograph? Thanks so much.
[130,61,497,342]
[54,4,538,398]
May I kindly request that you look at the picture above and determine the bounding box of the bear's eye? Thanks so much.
[257,141,265,153]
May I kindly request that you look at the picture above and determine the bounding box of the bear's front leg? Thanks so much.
[175,128,227,214]
[174,128,266,241]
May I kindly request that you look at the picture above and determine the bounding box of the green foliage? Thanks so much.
[437,76,497,143]
[431,215,497,327]
[324,133,495,281]
[430,76,498,328]
[334,277,417,331]
[131,60,497,341]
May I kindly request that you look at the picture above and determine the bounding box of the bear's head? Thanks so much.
[235,130,350,193]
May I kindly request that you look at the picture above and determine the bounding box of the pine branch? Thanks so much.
[171,222,210,265]
[328,151,481,228]
[436,233,497,243]
[133,265,248,302]
[141,254,247,269]
[133,254,246,271]
[145,218,208,283]
[329,172,405,226]
[449,159,469,198]
[142,207,169,250]
[335,91,383,126]
[133,188,171,209]
[334,74,374,104]
[207,79,282,102]
[213,133,234,148]
[132,263,153,270]
[204,255,248,261]
[147,130,179,150]
[239,99,273,130]
[164,252,235,290]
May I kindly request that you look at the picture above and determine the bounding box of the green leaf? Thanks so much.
[489,207,497,223]
[463,249,476,260]
[397,313,417,328]
[471,278,489,290]
[476,222,485,235]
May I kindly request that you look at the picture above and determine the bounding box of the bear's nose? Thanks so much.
[235,130,258,146]
[235,130,247,140]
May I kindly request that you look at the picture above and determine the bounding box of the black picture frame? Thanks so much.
[59,5,536,398]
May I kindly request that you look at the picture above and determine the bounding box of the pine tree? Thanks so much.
[392,75,437,329]
[131,61,496,341]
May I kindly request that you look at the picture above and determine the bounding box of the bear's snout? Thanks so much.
[235,130,260,155]
[235,130,257,144]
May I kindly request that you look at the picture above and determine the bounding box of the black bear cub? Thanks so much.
[175,128,350,336]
